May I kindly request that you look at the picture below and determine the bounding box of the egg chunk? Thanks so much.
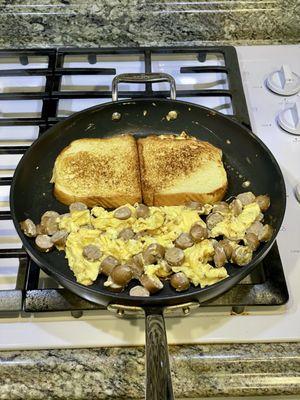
[172,239,228,287]
[210,202,261,240]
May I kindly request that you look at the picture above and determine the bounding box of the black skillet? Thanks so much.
[10,73,286,399]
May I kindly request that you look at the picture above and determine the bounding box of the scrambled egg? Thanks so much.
[210,203,261,240]
[59,202,260,288]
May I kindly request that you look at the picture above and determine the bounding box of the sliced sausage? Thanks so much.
[130,253,144,278]
[117,227,135,240]
[174,233,194,249]
[143,243,165,265]
[231,246,253,266]
[230,198,243,217]
[246,221,264,237]
[20,219,37,237]
[259,224,273,242]
[165,247,185,266]
[237,192,256,206]
[244,232,260,251]
[218,239,235,260]
[36,224,45,235]
[189,223,208,242]
[42,216,59,236]
[140,274,163,294]
[41,211,60,221]
[213,202,229,213]
[170,272,190,292]
[111,264,133,286]
[69,202,87,212]
[82,245,102,261]
[101,256,119,276]
[206,212,224,230]
[129,285,150,297]
[51,230,68,248]
[256,195,270,212]
[35,234,54,252]
[136,204,150,219]
[214,245,227,268]
[113,206,132,220]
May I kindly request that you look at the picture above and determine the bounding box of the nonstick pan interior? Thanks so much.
[10,98,286,307]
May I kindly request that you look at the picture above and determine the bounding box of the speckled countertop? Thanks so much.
[0,2,299,399]
[1,343,300,399]
[0,0,298,48]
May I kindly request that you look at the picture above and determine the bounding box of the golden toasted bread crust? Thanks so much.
[52,133,227,208]
[138,135,227,206]
[52,135,142,207]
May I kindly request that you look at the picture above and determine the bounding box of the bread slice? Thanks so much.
[51,135,142,208]
[137,135,227,206]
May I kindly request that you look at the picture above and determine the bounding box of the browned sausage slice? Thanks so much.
[165,247,185,266]
[117,228,135,240]
[42,216,59,235]
[82,245,102,261]
[206,213,224,229]
[114,206,132,220]
[111,265,133,286]
[35,234,54,252]
[213,245,227,268]
[51,230,68,248]
[69,202,87,212]
[230,199,243,216]
[170,272,190,291]
[174,233,194,249]
[140,274,163,294]
[237,192,256,206]
[189,223,208,242]
[256,195,270,212]
[101,256,119,276]
[129,285,150,297]
[143,243,165,265]
[136,204,150,219]
[20,219,37,237]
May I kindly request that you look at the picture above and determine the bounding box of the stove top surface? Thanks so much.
[0,44,299,349]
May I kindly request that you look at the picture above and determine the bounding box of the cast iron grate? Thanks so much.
[0,47,288,316]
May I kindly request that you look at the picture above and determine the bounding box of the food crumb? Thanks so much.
[143,110,147,116]
[226,139,231,144]
[242,180,251,188]
[112,112,121,121]
[166,110,178,121]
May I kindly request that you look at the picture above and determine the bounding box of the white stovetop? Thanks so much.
[0,45,299,350]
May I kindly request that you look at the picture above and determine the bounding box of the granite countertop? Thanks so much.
[0,0,298,49]
[0,1,299,399]
[1,343,300,399]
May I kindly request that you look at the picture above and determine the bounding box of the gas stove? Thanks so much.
[0,45,299,350]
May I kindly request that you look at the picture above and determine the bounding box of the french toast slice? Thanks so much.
[51,135,142,208]
[137,135,227,206]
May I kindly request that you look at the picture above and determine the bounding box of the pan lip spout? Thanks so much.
[9,97,287,308]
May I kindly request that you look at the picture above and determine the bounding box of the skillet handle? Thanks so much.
[145,307,174,400]
[112,73,176,101]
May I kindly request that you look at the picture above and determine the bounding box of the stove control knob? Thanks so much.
[296,184,300,203]
[278,102,300,135]
[267,65,300,95]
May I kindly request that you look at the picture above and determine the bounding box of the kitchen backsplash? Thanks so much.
[0,0,298,48]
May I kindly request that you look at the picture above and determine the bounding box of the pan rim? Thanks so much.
[9,98,286,307]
